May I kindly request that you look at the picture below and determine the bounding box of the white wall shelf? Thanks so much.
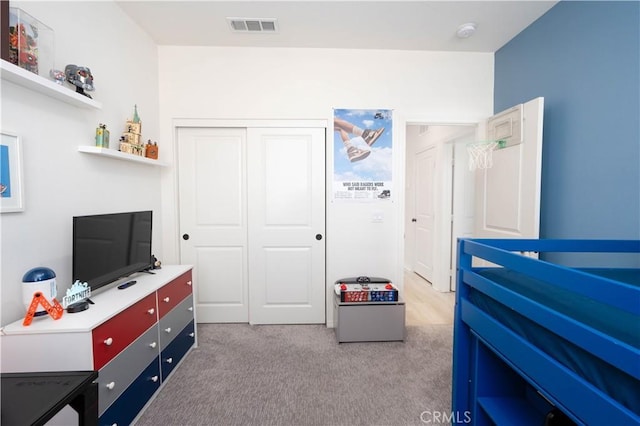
[1,60,102,110]
[78,146,167,166]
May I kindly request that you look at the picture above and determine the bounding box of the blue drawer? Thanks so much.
[160,320,195,380]
[99,357,161,426]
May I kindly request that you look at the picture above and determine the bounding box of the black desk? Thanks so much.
[1,370,98,426]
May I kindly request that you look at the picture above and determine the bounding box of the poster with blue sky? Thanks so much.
[333,108,392,201]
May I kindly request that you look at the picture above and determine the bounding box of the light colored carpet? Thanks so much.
[135,323,453,426]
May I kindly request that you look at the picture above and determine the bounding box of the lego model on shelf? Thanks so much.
[8,7,53,78]
[95,124,110,148]
[119,105,145,157]
[64,64,94,98]
[145,140,159,159]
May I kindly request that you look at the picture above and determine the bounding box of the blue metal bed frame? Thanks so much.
[452,239,640,425]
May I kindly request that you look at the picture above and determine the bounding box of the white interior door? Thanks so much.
[247,128,326,324]
[414,147,436,282]
[178,127,249,322]
[474,97,544,241]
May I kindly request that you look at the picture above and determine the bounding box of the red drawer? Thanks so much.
[92,293,157,370]
[157,271,193,319]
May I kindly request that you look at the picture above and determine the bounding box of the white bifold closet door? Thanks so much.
[178,126,326,325]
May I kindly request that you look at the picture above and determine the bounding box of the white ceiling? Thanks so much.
[115,1,558,53]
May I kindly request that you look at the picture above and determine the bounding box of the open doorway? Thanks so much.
[404,123,476,297]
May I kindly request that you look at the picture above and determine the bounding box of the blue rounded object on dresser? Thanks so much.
[22,267,57,316]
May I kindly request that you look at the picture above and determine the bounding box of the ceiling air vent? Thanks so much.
[227,18,278,33]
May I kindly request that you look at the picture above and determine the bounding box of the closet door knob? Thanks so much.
[182,234,190,240]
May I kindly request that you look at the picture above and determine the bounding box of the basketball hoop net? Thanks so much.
[467,141,500,171]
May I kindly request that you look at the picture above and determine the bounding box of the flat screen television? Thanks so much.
[72,210,153,292]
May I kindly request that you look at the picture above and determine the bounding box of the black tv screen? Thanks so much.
[73,211,153,292]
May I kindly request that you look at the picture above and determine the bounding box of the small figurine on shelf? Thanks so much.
[151,255,162,270]
[145,140,159,160]
[119,105,145,156]
[65,64,94,98]
[49,69,65,85]
[95,123,110,148]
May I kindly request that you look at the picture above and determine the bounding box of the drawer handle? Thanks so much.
[165,327,172,334]
[106,381,115,390]
[149,342,157,349]
[151,376,159,383]
[187,280,192,286]
[188,307,193,312]
[163,297,170,303]
[189,332,195,338]
[166,357,173,364]
[147,308,155,315]
[104,337,113,346]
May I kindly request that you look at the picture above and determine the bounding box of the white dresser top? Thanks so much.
[2,265,193,335]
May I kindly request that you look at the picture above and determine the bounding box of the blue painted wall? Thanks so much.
[494,1,639,240]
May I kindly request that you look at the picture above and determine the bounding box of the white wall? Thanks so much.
[157,46,494,324]
[0,2,160,325]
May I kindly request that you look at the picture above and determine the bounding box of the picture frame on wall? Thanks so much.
[1,131,25,213]
[332,108,393,202]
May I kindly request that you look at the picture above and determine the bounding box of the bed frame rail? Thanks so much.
[460,239,640,315]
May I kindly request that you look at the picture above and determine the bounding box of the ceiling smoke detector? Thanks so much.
[456,23,477,39]
[227,18,278,33]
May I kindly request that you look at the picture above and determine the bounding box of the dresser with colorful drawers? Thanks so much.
[0,265,196,425]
